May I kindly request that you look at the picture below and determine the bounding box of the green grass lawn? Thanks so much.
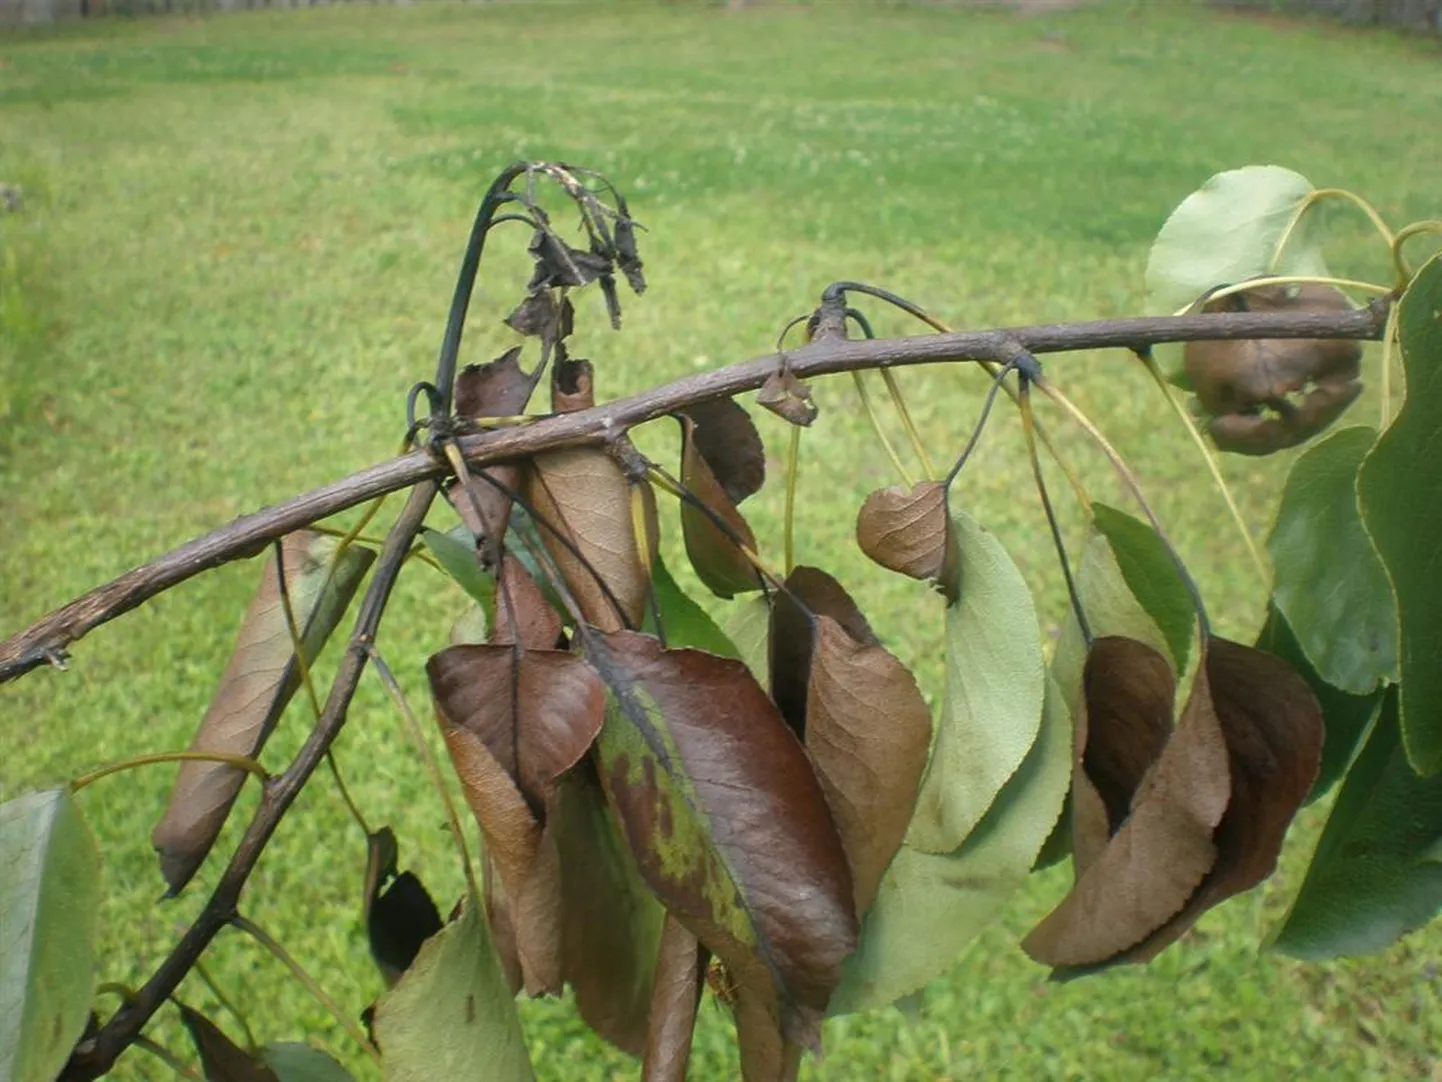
[3,1,1442,1078]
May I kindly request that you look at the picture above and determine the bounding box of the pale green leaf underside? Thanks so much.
[0,788,100,1082]
[906,510,1046,855]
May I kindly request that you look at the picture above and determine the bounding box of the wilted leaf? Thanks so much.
[525,449,656,630]
[1146,164,1329,386]
[1185,284,1363,455]
[373,896,535,1082]
[491,555,563,652]
[906,510,1046,855]
[153,532,375,894]
[1274,689,1442,958]
[1023,638,1231,967]
[455,346,537,421]
[769,566,877,739]
[586,631,856,1047]
[551,357,594,415]
[180,1006,275,1082]
[1255,605,1378,801]
[676,402,764,599]
[0,789,99,1082]
[831,675,1071,1013]
[1091,504,1195,679]
[643,556,741,659]
[363,828,443,989]
[1359,252,1442,773]
[640,917,704,1082]
[552,766,665,1056]
[259,1043,354,1082]
[756,369,818,427]
[854,482,958,601]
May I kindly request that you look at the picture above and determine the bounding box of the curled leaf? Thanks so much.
[152,532,374,894]
[640,917,704,1082]
[364,829,443,989]
[180,1006,276,1082]
[855,482,959,601]
[757,369,818,427]
[676,401,765,599]
[551,356,595,415]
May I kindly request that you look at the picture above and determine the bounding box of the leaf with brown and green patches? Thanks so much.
[830,674,1071,1013]
[854,482,958,601]
[1269,425,1395,695]
[676,400,765,599]
[906,510,1046,855]
[1273,688,1442,960]
[769,565,877,739]
[373,896,535,1082]
[1091,504,1196,679]
[640,917,705,1082]
[363,828,443,989]
[1359,252,1442,773]
[1,789,99,1082]
[551,764,665,1057]
[1111,637,1321,964]
[152,531,375,895]
[585,631,856,1047]
[524,448,657,631]
[180,1005,276,1082]
[1255,604,1379,801]
[1023,637,1231,968]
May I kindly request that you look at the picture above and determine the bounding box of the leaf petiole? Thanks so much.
[70,751,268,793]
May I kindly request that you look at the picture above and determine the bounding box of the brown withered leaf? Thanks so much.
[1073,637,1175,873]
[641,917,705,1082]
[427,644,604,809]
[152,532,374,894]
[1185,283,1362,456]
[757,369,818,427]
[855,482,960,601]
[769,565,877,738]
[552,764,665,1057]
[587,631,856,1048]
[1022,636,1231,967]
[804,617,931,915]
[733,980,804,1082]
[677,398,765,506]
[179,1006,277,1082]
[448,467,518,571]
[491,555,563,651]
[676,409,763,599]
[1118,637,1322,962]
[524,449,656,630]
[455,346,538,422]
[484,855,523,994]
[552,356,595,415]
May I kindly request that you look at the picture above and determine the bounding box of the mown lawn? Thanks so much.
[3,1,1441,1078]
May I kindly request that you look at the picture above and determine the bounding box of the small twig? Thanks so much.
[132,1036,203,1082]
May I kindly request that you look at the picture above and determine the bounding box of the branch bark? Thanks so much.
[1,303,1386,683]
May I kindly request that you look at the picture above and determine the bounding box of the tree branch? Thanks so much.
[1,302,1386,683]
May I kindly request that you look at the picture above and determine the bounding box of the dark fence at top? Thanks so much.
[1215,0,1441,33]
[1,0,413,24]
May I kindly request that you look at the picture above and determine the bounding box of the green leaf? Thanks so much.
[373,897,534,1082]
[1255,605,1379,802]
[422,527,497,610]
[1359,252,1442,773]
[1145,165,1328,385]
[1273,689,1442,960]
[1,789,99,1082]
[906,511,1047,855]
[1269,426,1396,694]
[830,675,1071,1013]
[1092,504,1195,677]
[643,556,741,658]
[260,1043,354,1082]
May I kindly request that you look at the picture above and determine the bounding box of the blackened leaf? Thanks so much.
[1269,426,1395,694]
[259,1043,353,1082]
[180,1006,276,1082]
[643,556,741,659]
[677,412,763,600]
[1092,504,1196,679]
[1113,638,1321,963]
[1255,604,1379,801]
[369,871,443,989]
[505,290,560,340]
[830,674,1071,1013]
[614,215,647,294]
[1273,688,1442,959]
[1358,252,1442,773]
[803,615,930,915]
[906,510,1046,855]
[525,449,657,630]
[0,789,99,1082]
[640,917,703,1082]
[552,357,594,415]
[1023,638,1230,967]
[552,766,664,1056]
[153,532,374,894]
[428,644,605,810]
[587,631,856,1046]
[756,370,818,427]
[529,229,610,289]
[455,347,537,421]
[854,482,959,601]
[373,897,535,1081]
